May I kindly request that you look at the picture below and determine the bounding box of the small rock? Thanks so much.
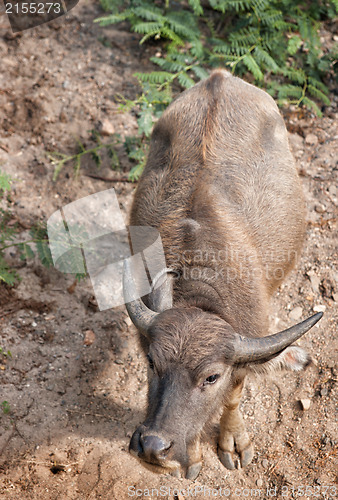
[83,329,96,346]
[289,306,303,321]
[332,292,338,302]
[320,387,328,397]
[305,133,318,146]
[307,271,321,294]
[315,203,326,214]
[62,80,70,89]
[115,359,124,365]
[299,398,311,410]
[262,459,269,468]
[256,478,263,487]
[100,119,115,136]
[313,304,326,313]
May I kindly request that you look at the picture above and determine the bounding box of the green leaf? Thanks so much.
[36,240,53,268]
[133,21,163,34]
[302,96,322,117]
[191,65,209,80]
[307,85,331,106]
[242,54,264,81]
[177,72,196,88]
[137,106,154,137]
[0,170,11,193]
[278,84,303,99]
[188,0,203,15]
[287,35,302,56]
[254,46,279,72]
[0,257,18,285]
[1,401,10,415]
[18,243,35,261]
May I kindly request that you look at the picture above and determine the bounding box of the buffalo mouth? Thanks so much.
[129,428,181,472]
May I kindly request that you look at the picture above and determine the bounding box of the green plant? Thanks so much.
[48,131,120,181]
[96,0,336,178]
[0,347,12,358]
[1,401,10,415]
[0,171,53,285]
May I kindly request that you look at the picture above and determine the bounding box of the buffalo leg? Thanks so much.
[185,437,202,480]
[218,378,254,470]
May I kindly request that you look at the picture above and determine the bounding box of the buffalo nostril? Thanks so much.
[140,435,172,461]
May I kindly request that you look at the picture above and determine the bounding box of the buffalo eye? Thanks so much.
[203,374,220,386]
[146,354,154,371]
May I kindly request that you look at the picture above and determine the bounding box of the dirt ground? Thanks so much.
[0,1,337,499]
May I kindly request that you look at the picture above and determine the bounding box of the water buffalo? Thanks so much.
[123,69,322,480]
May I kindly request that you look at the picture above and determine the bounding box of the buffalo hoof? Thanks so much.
[218,448,235,470]
[218,444,254,470]
[170,468,181,478]
[185,462,202,480]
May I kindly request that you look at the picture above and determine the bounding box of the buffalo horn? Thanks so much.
[233,312,323,364]
[123,259,159,336]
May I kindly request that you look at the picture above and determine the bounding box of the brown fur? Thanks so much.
[128,70,307,478]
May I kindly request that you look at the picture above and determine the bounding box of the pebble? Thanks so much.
[262,459,269,468]
[289,306,303,321]
[83,329,96,346]
[313,304,326,313]
[320,387,328,397]
[307,271,321,294]
[115,359,124,365]
[100,119,115,136]
[315,203,326,213]
[256,479,263,487]
[299,398,311,410]
[305,133,318,146]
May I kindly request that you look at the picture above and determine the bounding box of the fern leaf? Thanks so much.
[307,77,329,94]
[137,106,154,137]
[160,26,185,46]
[308,85,331,106]
[302,96,322,116]
[166,12,199,41]
[191,65,209,80]
[177,72,196,88]
[150,57,185,72]
[0,170,11,192]
[95,11,131,26]
[190,39,204,58]
[134,71,173,84]
[188,0,203,15]
[36,240,53,268]
[18,243,35,261]
[242,54,264,81]
[254,46,279,71]
[132,6,165,23]
[283,67,306,85]
[277,84,303,99]
[133,22,163,34]
[0,256,18,285]
[287,35,302,56]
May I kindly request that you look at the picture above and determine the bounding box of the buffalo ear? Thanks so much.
[244,346,312,376]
